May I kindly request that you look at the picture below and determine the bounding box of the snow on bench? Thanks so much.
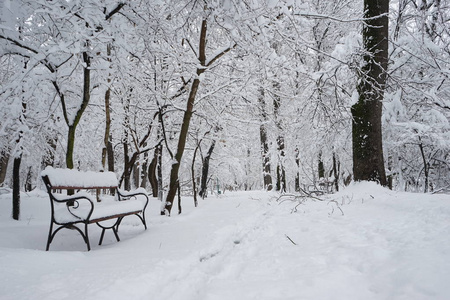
[41,167,149,251]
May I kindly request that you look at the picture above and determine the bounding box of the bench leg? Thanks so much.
[84,223,91,251]
[97,218,121,245]
[46,221,54,251]
[112,227,120,242]
[47,222,90,251]
[99,228,106,245]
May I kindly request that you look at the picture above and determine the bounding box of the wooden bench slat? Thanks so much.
[89,210,142,224]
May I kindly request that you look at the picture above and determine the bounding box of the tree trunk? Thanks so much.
[66,52,91,170]
[140,149,148,189]
[148,148,159,197]
[199,140,215,199]
[133,162,140,188]
[162,19,207,215]
[0,148,10,185]
[318,151,325,179]
[273,81,286,192]
[351,0,388,186]
[24,166,33,192]
[418,139,429,193]
[177,182,182,215]
[332,152,339,192]
[107,137,114,172]
[101,88,111,170]
[102,44,112,171]
[122,92,131,190]
[157,144,163,201]
[66,125,76,170]
[12,154,21,220]
[191,143,199,206]
[258,88,273,191]
[123,138,131,190]
[295,148,300,192]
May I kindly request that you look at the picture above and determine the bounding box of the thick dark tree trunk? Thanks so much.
[12,154,21,220]
[351,0,388,186]
[199,140,215,199]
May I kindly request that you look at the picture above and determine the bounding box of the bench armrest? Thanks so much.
[51,192,95,223]
[117,188,149,209]
[117,188,148,200]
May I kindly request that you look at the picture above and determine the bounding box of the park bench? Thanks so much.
[41,167,149,251]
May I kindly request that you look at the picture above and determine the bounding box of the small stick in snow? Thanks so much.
[285,234,297,245]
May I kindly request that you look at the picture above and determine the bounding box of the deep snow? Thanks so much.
[0,182,449,300]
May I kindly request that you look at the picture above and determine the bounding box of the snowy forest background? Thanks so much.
[1,0,449,216]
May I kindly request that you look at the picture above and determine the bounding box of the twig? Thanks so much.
[285,234,297,245]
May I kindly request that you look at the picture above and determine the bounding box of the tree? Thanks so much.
[161,4,235,215]
[351,0,389,185]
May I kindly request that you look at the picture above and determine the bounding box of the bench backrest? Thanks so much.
[41,167,118,190]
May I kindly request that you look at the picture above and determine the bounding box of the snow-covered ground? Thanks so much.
[0,182,449,300]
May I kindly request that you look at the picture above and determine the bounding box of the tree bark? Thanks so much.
[273,82,286,192]
[148,148,159,197]
[191,143,199,206]
[351,0,388,185]
[295,148,300,192]
[258,88,273,191]
[140,149,148,189]
[332,152,339,192]
[102,44,112,171]
[199,140,216,199]
[0,148,10,185]
[12,154,21,220]
[318,151,325,179]
[418,138,429,193]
